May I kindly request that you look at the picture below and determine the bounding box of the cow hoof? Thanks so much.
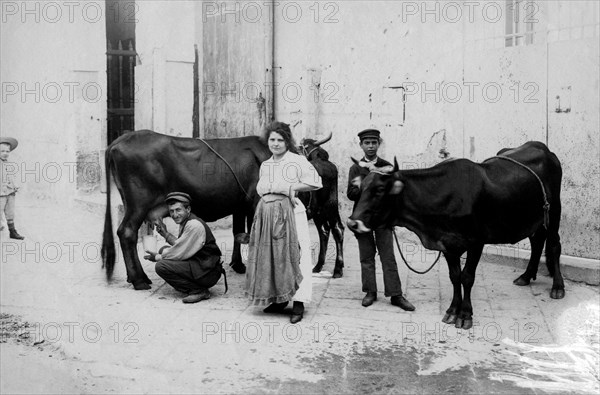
[133,281,151,290]
[513,276,531,286]
[550,288,565,299]
[442,313,457,324]
[230,262,246,274]
[456,318,472,330]
[333,269,343,279]
[312,265,323,273]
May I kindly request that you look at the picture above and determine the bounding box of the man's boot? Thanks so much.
[391,295,415,311]
[8,222,24,240]
[182,289,210,304]
[362,292,377,307]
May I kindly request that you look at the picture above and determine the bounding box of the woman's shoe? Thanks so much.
[290,302,304,324]
[263,302,288,313]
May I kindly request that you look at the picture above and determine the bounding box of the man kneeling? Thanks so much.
[145,192,224,303]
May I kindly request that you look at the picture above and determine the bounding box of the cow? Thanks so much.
[298,132,344,278]
[101,130,271,290]
[347,141,565,330]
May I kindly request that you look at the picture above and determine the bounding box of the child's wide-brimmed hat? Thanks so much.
[0,137,18,150]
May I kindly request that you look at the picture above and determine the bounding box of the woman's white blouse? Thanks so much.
[256,151,322,212]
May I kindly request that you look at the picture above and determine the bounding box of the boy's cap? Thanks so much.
[357,129,381,141]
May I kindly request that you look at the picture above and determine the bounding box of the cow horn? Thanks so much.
[375,165,394,174]
[313,131,332,147]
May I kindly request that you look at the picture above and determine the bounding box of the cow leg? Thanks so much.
[117,209,152,290]
[311,216,330,273]
[442,253,462,325]
[230,211,247,274]
[546,233,565,299]
[546,201,565,298]
[456,244,484,330]
[331,215,345,278]
[514,228,546,286]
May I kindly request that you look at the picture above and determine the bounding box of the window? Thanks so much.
[505,0,536,47]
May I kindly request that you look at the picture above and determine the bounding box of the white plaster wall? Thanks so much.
[0,1,106,201]
[273,1,599,259]
[462,1,600,259]
[274,2,467,217]
[547,37,600,259]
[463,43,548,160]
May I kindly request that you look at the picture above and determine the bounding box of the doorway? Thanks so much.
[105,0,136,144]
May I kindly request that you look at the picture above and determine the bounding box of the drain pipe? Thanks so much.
[267,0,276,122]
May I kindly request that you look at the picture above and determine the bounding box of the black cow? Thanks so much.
[298,133,344,278]
[101,130,271,290]
[347,141,564,330]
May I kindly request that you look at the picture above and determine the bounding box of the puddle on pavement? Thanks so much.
[3,303,598,394]
[252,343,532,394]
[491,301,600,394]
[249,322,599,395]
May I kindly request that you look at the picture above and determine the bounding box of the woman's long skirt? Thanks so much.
[245,196,303,306]
[291,205,313,304]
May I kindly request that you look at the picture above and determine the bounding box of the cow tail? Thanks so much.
[101,148,116,280]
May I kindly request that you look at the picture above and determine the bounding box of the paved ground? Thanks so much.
[1,196,599,394]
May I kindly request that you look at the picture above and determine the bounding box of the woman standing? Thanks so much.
[245,121,322,324]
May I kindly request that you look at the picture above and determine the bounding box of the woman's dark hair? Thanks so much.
[263,121,298,154]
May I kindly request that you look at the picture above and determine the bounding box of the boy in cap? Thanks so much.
[144,192,224,303]
[346,129,414,311]
[0,137,24,239]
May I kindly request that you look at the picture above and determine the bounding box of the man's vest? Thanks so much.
[179,213,222,261]
[179,213,226,291]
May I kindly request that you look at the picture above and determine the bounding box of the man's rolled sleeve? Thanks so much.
[159,220,206,261]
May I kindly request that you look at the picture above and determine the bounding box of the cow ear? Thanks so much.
[393,157,399,172]
[351,157,360,166]
[390,180,404,195]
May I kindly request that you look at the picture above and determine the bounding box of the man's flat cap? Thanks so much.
[165,192,192,205]
[0,137,18,150]
[357,129,381,141]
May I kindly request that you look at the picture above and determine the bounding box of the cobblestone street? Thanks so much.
[1,197,598,393]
